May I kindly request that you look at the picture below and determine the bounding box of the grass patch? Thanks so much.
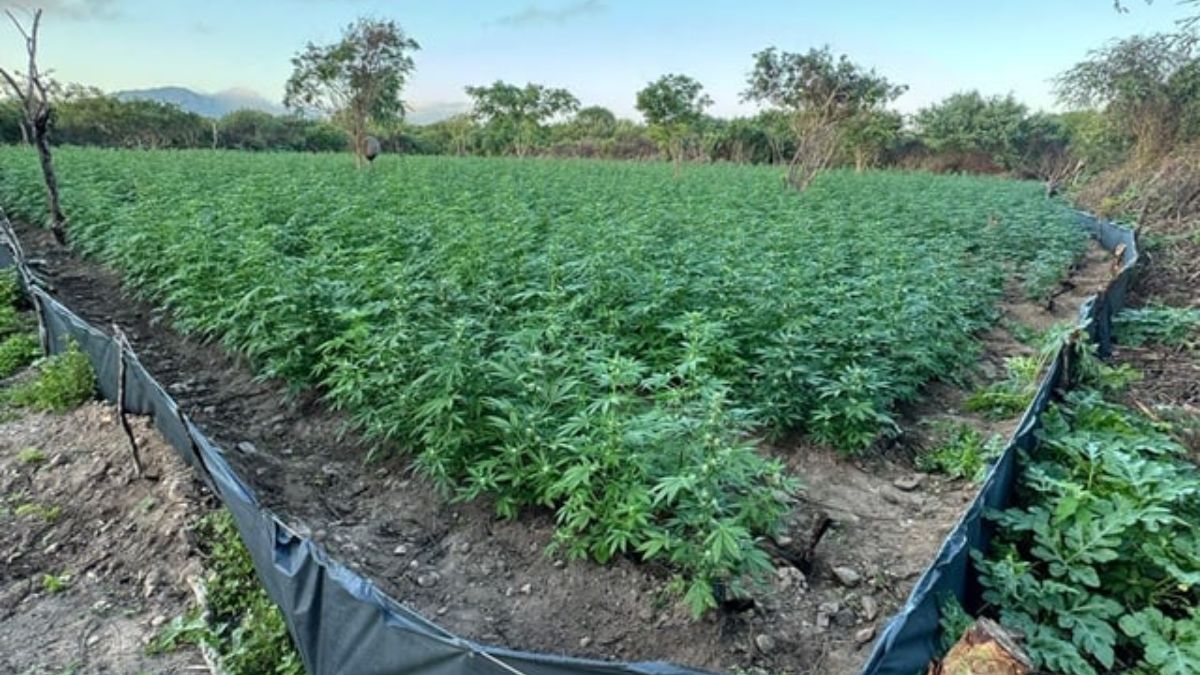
[15,501,61,522]
[42,572,70,594]
[916,423,1003,482]
[16,446,45,465]
[149,510,303,674]
[0,333,40,379]
[5,344,95,412]
[1114,305,1200,348]
[965,355,1041,420]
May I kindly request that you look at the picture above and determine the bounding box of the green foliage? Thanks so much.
[16,446,45,465]
[915,91,1047,170]
[7,345,95,412]
[0,272,23,337]
[1115,305,1200,348]
[465,81,580,157]
[1056,33,1200,159]
[1120,608,1200,675]
[149,510,303,674]
[976,390,1200,674]
[0,148,1089,610]
[742,46,907,122]
[284,18,421,163]
[938,594,974,654]
[15,502,60,522]
[41,572,70,594]
[0,272,20,308]
[965,355,1042,419]
[635,74,713,170]
[917,422,1003,482]
[0,333,39,378]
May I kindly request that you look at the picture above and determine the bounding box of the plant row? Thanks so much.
[0,148,1088,610]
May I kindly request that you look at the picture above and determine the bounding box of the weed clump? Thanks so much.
[150,510,303,674]
[0,333,40,379]
[917,423,1002,482]
[6,345,95,412]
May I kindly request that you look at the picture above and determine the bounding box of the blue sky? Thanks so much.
[1,0,1194,121]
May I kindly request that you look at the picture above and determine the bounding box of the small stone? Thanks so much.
[579,637,592,648]
[553,559,565,569]
[774,535,795,548]
[150,614,167,627]
[235,441,257,455]
[832,566,862,587]
[408,560,419,570]
[452,541,471,555]
[280,447,294,457]
[775,566,807,591]
[855,626,876,645]
[519,583,532,595]
[861,595,879,622]
[437,606,448,616]
[91,599,112,613]
[143,569,164,599]
[416,572,439,588]
[754,633,776,655]
[817,601,839,629]
[393,544,409,556]
[505,587,514,597]
[87,634,101,646]
[893,475,923,491]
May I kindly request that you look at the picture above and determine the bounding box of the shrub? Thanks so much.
[0,333,39,378]
[7,345,96,412]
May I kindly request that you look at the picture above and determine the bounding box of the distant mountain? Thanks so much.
[113,86,285,118]
[407,101,471,125]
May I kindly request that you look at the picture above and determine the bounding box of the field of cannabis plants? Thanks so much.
[0,147,1088,610]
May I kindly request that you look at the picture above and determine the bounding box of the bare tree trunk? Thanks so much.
[1,10,66,245]
[32,110,66,245]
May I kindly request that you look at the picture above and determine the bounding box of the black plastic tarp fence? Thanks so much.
[0,211,1137,675]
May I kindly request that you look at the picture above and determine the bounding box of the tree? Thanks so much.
[284,18,420,167]
[570,105,617,139]
[464,81,579,157]
[635,74,712,175]
[914,91,1031,169]
[841,109,902,171]
[0,8,65,244]
[742,46,906,190]
[1056,34,1200,163]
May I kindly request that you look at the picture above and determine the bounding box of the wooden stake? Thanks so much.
[112,323,145,479]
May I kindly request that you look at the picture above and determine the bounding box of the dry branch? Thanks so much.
[112,323,146,479]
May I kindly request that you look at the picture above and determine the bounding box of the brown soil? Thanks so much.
[0,400,210,674]
[1110,226,1200,456]
[11,221,1116,674]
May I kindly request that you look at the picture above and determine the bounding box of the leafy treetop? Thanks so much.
[284,18,419,165]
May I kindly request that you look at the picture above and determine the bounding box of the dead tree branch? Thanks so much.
[0,8,67,245]
[111,323,146,479]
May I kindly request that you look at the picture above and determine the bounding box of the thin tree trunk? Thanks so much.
[32,111,66,245]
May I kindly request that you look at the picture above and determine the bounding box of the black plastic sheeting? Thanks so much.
[0,211,1136,675]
